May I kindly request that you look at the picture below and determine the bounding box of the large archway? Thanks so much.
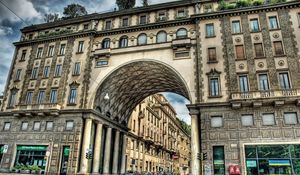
[93,60,191,125]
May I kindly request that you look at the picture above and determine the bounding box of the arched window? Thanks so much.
[156,31,167,43]
[176,28,188,39]
[119,36,128,48]
[102,38,110,49]
[137,33,147,45]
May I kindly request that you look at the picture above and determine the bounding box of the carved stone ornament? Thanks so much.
[235,37,242,43]
[58,58,62,63]
[54,80,58,85]
[278,60,285,66]
[149,33,154,39]
[239,63,245,70]
[258,62,264,68]
[42,81,46,86]
[273,32,280,39]
[253,35,260,41]
[30,82,34,87]
[35,61,39,66]
[47,60,50,64]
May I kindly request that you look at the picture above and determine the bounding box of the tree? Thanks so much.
[116,0,136,10]
[142,0,149,6]
[44,13,59,23]
[63,4,87,18]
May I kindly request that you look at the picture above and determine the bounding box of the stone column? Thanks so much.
[120,133,127,174]
[189,107,200,175]
[112,130,120,173]
[79,118,93,174]
[92,123,103,173]
[103,127,112,174]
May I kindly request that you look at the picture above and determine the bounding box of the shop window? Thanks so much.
[269,16,279,29]
[15,69,22,81]
[78,41,84,53]
[211,116,223,128]
[43,66,50,78]
[156,31,167,43]
[250,18,260,32]
[258,74,269,91]
[48,45,54,57]
[213,146,225,175]
[206,23,215,37]
[262,113,275,126]
[102,38,110,49]
[21,122,28,131]
[37,90,45,104]
[46,121,53,131]
[284,112,298,125]
[254,43,264,58]
[3,122,11,131]
[273,41,284,56]
[239,75,249,93]
[232,20,241,33]
[235,45,245,60]
[66,120,74,130]
[241,114,254,126]
[59,44,66,55]
[279,72,291,90]
[33,121,41,131]
[137,34,147,45]
[25,91,33,104]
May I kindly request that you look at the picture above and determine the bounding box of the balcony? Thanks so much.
[91,48,111,58]
[171,38,191,49]
[231,89,300,100]
[13,104,61,117]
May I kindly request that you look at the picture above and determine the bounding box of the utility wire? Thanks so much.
[0,0,30,25]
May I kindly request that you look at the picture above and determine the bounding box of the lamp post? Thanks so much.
[104,93,110,117]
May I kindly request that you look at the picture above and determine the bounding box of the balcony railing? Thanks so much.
[231,89,300,100]
[14,103,62,111]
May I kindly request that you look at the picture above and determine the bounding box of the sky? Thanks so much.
[0,0,191,124]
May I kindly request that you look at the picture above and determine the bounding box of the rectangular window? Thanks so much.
[73,62,81,75]
[48,45,54,57]
[213,146,225,175]
[259,74,269,91]
[269,16,279,29]
[254,43,264,57]
[59,44,66,55]
[36,47,43,58]
[208,47,217,62]
[31,67,38,79]
[54,64,62,77]
[96,60,108,67]
[177,9,185,17]
[235,45,245,60]
[211,116,223,128]
[21,122,28,131]
[50,89,58,104]
[140,15,147,24]
[43,66,50,78]
[66,120,74,130]
[33,121,41,131]
[250,18,260,32]
[239,75,249,92]
[206,23,215,37]
[25,91,33,104]
[273,41,284,56]
[46,121,54,131]
[21,50,26,61]
[262,113,275,126]
[158,12,166,21]
[37,90,45,104]
[78,41,84,53]
[232,20,241,33]
[279,72,291,90]
[241,114,254,126]
[122,18,129,27]
[3,122,11,131]
[68,88,77,104]
[15,69,22,81]
[105,20,112,30]
[284,112,298,125]
[8,91,17,107]
[83,24,89,30]
[209,78,219,97]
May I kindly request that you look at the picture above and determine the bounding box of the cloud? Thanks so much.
[0,26,13,35]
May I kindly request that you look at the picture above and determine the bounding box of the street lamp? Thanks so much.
[104,93,111,117]
[104,93,110,101]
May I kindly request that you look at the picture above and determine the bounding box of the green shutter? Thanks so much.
[0,146,3,154]
[63,147,70,156]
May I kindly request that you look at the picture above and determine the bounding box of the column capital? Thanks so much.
[187,105,200,115]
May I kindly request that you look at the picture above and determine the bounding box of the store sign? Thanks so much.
[268,160,290,166]
[214,160,224,165]
[246,160,257,167]
[17,145,48,151]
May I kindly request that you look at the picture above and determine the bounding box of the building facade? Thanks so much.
[0,0,300,175]
[126,94,190,174]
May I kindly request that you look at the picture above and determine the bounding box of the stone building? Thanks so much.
[126,94,190,174]
[0,0,300,175]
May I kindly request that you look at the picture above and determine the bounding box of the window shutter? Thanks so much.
[236,45,245,59]
[274,41,284,55]
[254,43,264,57]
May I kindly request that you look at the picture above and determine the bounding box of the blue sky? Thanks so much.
[0,0,190,124]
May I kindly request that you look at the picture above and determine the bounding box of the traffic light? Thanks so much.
[85,149,93,159]
[203,152,207,160]
[197,152,208,160]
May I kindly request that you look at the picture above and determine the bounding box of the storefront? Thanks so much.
[14,145,48,170]
[245,144,300,175]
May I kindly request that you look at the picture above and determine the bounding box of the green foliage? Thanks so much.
[176,118,191,136]
[236,0,251,8]
[37,29,73,39]
[63,3,87,18]
[252,0,264,6]
[218,0,228,10]
[44,13,59,23]
[271,0,287,4]
[142,0,148,7]
[116,0,136,10]
[31,165,41,171]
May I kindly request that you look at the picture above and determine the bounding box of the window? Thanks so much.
[158,12,166,21]
[269,16,279,29]
[73,62,80,75]
[279,72,291,89]
[66,120,74,130]
[284,112,298,125]
[177,9,186,18]
[138,34,147,45]
[157,31,167,43]
[140,15,147,24]
[209,78,219,97]
[25,91,33,104]
[206,23,215,37]
[68,87,77,104]
[262,113,275,126]
[250,19,260,32]
[102,38,110,49]
[119,36,128,48]
[208,48,217,62]
[232,21,241,33]
[21,50,26,61]
[273,41,284,56]
[43,66,50,78]
[48,45,54,57]
[33,121,41,131]
[78,41,84,53]
[176,28,187,39]
[21,122,28,131]
[28,34,33,40]
[83,24,89,30]
[96,60,108,67]
[122,18,129,27]
[36,47,43,58]
[46,121,54,131]
[8,90,17,107]
[254,43,264,57]
[239,75,249,92]
[211,116,223,128]
[259,74,269,91]
[59,44,66,55]
[37,90,45,104]
[15,69,22,81]
[50,89,58,103]
[54,64,62,77]
[241,114,254,126]
[213,146,225,175]
[31,67,38,79]
[105,20,112,30]
[3,122,11,131]
[235,45,245,60]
